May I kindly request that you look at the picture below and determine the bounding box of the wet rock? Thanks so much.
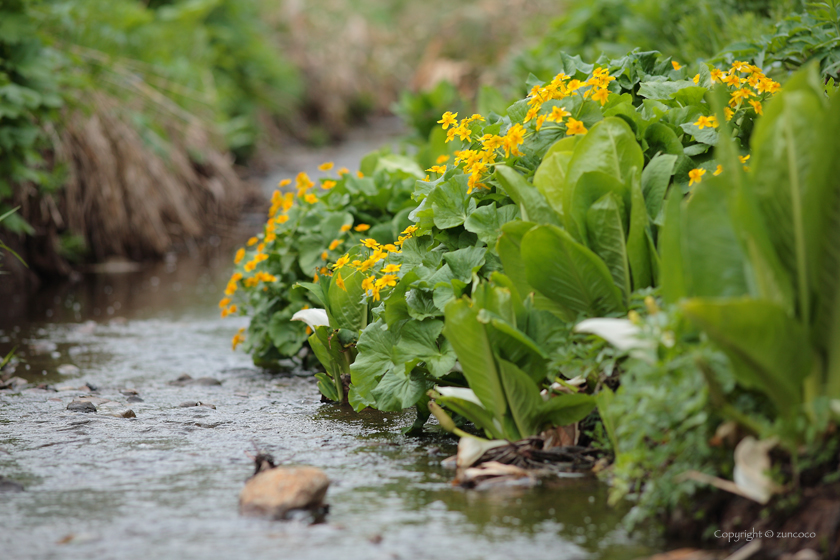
[1,377,28,390]
[57,364,80,376]
[239,463,330,520]
[169,374,222,387]
[179,401,216,409]
[126,396,144,403]
[119,388,138,395]
[0,476,24,493]
[102,409,136,418]
[76,396,111,406]
[67,401,97,413]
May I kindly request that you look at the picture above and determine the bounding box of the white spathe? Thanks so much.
[291,308,330,330]
[435,386,483,407]
[456,435,508,469]
[733,436,779,504]
[574,318,652,351]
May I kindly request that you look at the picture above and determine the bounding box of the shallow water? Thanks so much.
[0,122,665,560]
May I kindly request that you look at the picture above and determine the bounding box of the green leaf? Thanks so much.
[349,320,401,411]
[497,357,541,439]
[570,171,629,245]
[464,203,519,245]
[641,153,677,220]
[443,246,486,283]
[495,165,561,226]
[533,151,573,219]
[497,220,536,298]
[637,80,698,101]
[428,175,476,229]
[393,319,456,378]
[327,267,368,331]
[405,289,441,320]
[644,123,684,158]
[535,393,596,428]
[567,117,644,189]
[683,298,811,417]
[522,225,625,316]
[434,393,504,440]
[585,192,630,302]
[627,174,653,290]
[659,191,687,304]
[443,298,507,420]
[371,367,430,412]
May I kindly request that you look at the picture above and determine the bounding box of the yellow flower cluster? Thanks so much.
[330,225,418,302]
[710,61,780,120]
[231,327,245,351]
[437,68,616,194]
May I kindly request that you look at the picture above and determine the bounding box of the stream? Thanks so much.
[0,119,665,560]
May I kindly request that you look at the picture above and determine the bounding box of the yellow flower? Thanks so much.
[340,224,352,232]
[356,171,364,178]
[218,297,231,309]
[329,239,341,251]
[724,107,734,121]
[401,225,419,236]
[565,118,587,136]
[234,248,245,264]
[361,238,380,249]
[688,168,706,186]
[694,115,719,130]
[265,233,276,243]
[354,224,370,232]
[361,275,375,292]
[723,73,743,88]
[231,272,243,282]
[382,264,401,273]
[502,123,526,157]
[379,274,399,288]
[426,165,446,174]
[322,180,337,190]
[321,251,329,261]
[713,164,723,176]
[338,167,349,176]
[304,193,318,204]
[296,171,313,189]
[692,74,700,85]
[244,261,256,272]
[221,308,229,318]
[671,61,682,70]
[749,100,763,115]
[318,162,334,171]
[371,285,382,301]
[710,69,725,83]
[335,272,346,292]
[438,111,458,130]
[436,154,450,164]
[228,304,238,314]
[547,106,570,123]
[231,328,245,351]
[247,237,258,246]
[383,244,400,253]
[256,243,265,253]
[279,179,291,187]
[276,215,289,224]
[332,254,350,270]
[738,154,750,164]
[591,88,610,106]
[255,254,268,263]
[535,114,547,131]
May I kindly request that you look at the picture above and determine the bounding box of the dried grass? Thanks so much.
[11,91,253,273]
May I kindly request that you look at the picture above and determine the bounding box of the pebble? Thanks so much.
[76,396,111,406]
[102,409,136,418]
[239,466,330,520]
[0,476,24,493]
[57,364,80,376]
[67,401,97,413]
[168,374,221,387]
[179,401,216,409]
[126,396,144,403]
[1,377,28,390]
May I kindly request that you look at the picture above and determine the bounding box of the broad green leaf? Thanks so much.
[435,394,504,440]
[497,220,536,298]
[637,80,698,101]
[567,117,644,189]
[751,65,826,327]
[570,171,629,245]
[371,367,429,412]
[641,153,677,220]
[644,123,683,157]
[535,393,596,428]
[349,320,401,411]
[533,151,573,218]
[393,319,456,378]
[405,289,441,320]
[432,278,467,312]
[497,357,541,439]
[683,179,750,298]
[627,174,653,290]
[495,165,561,226]
[428,175,476,229]
[683,298,811,417]
[443,298,507,420]
[543,135,579,160]
[660,192,687,304]
[464,203,519,245]
[327,267,368,331]
[443,246,486,283]
[586,192,630,302]
[375,154,425,179]
[522,225,625,316]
